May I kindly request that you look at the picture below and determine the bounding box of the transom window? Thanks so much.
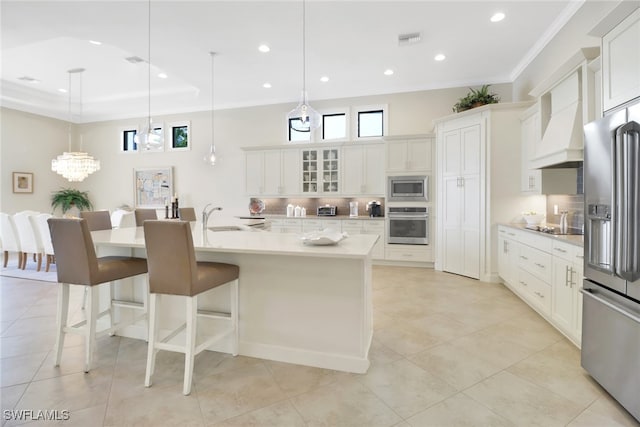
[122,129,138,152]
[289,118,311,142]
[322,113,346,140]
[357,110,384,138]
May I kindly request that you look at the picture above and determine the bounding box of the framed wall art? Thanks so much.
[13,172,33,193]
[134,167,172,208]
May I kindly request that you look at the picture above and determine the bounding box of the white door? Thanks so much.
[245,151,264,195]
[552,257,575,334]
[386,141,408,172]
[263,150,282,195]
[364,144,385,194]
[281,149,300,195]
[461,174,480,279]
[342,145,364,194]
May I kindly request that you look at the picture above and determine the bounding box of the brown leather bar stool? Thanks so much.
[143,220,239,395]
[80,210,112,231]
[178,207,197,222]
[135,209,158,226]
[48,218,148,372]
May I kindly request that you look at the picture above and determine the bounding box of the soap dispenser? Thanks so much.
[560,211,568,234]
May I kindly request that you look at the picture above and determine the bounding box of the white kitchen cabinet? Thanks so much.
[302,148,340,194]
[602,8,640,112]
[302,219,340,232]
[440,124,481,279]
[498,227,519,286]
[270,218,302,233]
[385,136,433,173]
[551,240,584,344]
[341,143,384,196]
[385,244,431,263]
[435,103,532,282]
[245,149,300,196]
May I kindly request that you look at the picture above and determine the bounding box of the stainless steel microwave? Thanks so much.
[387,176,429,202]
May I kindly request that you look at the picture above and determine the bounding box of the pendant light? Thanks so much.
[51,68,100,182]
[204,52,216,166]
[134,0,162,149]
[287,0,320,133]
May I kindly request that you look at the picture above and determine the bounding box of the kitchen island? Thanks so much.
[91,221,378,373]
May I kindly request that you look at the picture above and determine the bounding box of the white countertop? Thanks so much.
[499,223,584,247]
[264,214,385,221]
[93,219,378,259]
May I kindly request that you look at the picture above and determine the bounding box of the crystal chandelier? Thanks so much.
[204,52,217,166]
[287,0,320,133]
[51,68,100,182]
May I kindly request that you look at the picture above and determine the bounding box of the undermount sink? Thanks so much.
[208,225,244,232]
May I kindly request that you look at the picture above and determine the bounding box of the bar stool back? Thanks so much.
[135,209,158,226]
[143,220,239,395]
[178,207,197,222]
[48,218,148,372]
[80,210,112,231]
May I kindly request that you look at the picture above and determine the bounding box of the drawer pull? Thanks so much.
[520,256,529,260]
[508,233,516,237]
[519,281,528,287]
[534,262,546,269]
[534,291,544,299]
[554,248,568,253]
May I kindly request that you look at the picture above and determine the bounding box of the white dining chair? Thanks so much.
[32,213,55,272]
[13,211,43,271]
[111,209,135,228]
[0,213,22,268]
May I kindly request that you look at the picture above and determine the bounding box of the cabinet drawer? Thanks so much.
[498,226,521,240]
[518,245,552,283]
[518,269,551,315]
[362,221,385,233]
[552,240,584,264]
[341,220,363,233]
[519,232,553,252]
[385,245,430,262]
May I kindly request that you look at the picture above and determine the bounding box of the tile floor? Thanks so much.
[1,266,639,427]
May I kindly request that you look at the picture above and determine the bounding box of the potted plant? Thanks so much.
[452,84,500,113]
[51,188,93,216]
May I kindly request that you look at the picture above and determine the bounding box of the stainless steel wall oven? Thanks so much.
[387,206,429,245]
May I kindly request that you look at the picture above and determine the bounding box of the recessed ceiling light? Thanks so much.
[320,76,329,82]
[58,88,67,93]
[258,44,270,53]
[89,40,102,45]
[158,73,168,79]
[263,82,272,88]
[384,69,394,76]
[490,12,505,22]
[434,53,446,61]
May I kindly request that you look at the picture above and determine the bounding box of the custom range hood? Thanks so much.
[529,47,600,169]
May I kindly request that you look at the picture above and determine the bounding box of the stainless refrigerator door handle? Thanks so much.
[580,288,640,324]
[614,121,640,282]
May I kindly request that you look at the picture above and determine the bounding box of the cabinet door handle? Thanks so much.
[565,265,570,287]
[460,177,465,187]
[570,267,576,288]
[535,262,546,269]
[520,255,528,260]
[554,248,568,253]
[520,281,528,287]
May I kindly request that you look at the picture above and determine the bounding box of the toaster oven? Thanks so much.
[317,205,337,216]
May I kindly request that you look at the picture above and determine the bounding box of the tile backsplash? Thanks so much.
[546,194,584,232]
[255,197,385,217]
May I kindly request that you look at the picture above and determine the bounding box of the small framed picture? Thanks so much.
[168,120,190,151]
[13,172,33,193]
[134,167,173,208]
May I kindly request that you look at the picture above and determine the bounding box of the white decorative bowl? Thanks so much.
[301,230,347,246]
[523,214,545,225]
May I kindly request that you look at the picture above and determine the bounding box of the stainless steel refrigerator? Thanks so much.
[582,98,640,421]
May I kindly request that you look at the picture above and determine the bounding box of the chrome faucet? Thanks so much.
[202,204,223,232]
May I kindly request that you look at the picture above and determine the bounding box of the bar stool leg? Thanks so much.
[145,293,159,387]
[84,286,98,373]
[231,279,239,356]
[54,283,70,367]
[183,296,197,395]
[3,250,7,268]
[108,281,116,335]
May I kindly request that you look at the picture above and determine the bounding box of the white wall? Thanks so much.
[1,83,512,216]
[512,1,620,101]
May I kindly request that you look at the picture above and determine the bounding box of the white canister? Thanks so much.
[294,205,301,217]
[287,204,294,217]
[301,207,306,217]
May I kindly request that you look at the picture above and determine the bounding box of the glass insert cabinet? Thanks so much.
[302,149,340,194]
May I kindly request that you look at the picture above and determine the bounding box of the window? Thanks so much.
[123,130,137,151]
[358,110,383,137]
[322,113,346,140]
[352,104,388,140]
[168,120,190,151]
[288,118,311,142]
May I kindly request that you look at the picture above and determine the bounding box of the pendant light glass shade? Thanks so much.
[134,0,162,149]
[51,68,100,182]
[204,51,216,166]
[287,0,320,133]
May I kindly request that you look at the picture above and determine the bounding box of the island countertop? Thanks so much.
[92,221,378,259]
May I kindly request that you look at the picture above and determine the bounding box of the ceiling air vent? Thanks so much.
[18,76,40,83]
[125,56,145,64]
[398,32,422,46]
